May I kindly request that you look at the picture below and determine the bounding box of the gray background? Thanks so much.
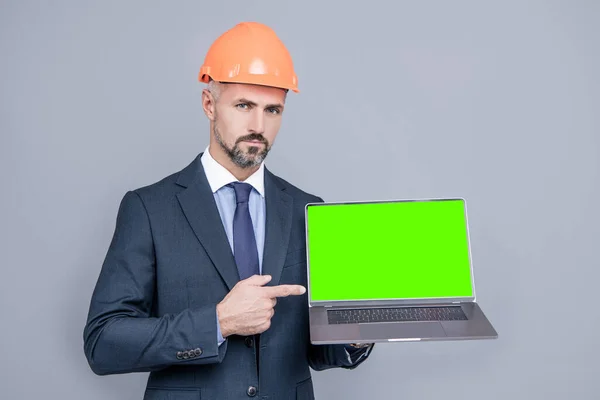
[1,0,599,399]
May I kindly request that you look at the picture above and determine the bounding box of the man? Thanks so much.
[83,22,374,399]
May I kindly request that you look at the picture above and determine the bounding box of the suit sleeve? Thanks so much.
[305,195,374,371]
[83,191,228,376]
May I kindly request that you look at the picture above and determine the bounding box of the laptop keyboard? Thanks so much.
[327,306,467,324]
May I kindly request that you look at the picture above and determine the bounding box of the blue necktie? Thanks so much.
[229,182,260,280]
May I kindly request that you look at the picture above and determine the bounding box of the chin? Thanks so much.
[244,145,264,154]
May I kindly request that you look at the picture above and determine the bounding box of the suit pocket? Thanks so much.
[144,387,201,400]
[296,377,315,400]
[283,248,307,269]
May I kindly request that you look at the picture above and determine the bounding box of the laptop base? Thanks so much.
[309,302,498,344]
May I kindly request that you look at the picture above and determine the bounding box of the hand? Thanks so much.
[216,274,306,337]
[348,343,373,349]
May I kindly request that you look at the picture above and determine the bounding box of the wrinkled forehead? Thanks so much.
[215,81,287,104]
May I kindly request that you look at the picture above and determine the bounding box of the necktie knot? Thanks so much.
[229,182,253,204]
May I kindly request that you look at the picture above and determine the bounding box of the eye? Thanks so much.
[236,103,250,110]
[266,107,281,115]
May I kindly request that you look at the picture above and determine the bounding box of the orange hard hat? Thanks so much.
[198,22,299,93]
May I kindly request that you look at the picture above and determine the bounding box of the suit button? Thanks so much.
[247,386,257,397]
[194,348,202,356]
[176,351,183,360]
[183,351,190,359]
[245,337,254,348]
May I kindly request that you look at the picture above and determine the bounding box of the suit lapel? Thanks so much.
[262,169,294,286]
[175,154,240,291]
[174,154,294,291]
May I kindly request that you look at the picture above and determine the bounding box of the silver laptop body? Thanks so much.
[305,198,498,344]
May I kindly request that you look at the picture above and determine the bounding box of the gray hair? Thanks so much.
[207,79,222,101]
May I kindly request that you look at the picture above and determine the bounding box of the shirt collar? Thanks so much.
[200,145,265,197]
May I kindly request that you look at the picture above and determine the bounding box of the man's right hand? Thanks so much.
[216,275,306,338]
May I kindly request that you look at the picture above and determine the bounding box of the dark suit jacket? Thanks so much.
[83,153,371,399]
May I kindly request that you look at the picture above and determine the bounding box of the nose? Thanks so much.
[248,109,265,134]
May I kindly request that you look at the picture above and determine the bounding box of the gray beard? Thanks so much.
[213,123,270,169]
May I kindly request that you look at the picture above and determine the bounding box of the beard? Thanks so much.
[213,121,271,169]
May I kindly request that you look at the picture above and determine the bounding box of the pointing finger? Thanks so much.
[264,285,306,298]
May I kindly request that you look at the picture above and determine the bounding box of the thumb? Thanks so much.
[243,274,272,286]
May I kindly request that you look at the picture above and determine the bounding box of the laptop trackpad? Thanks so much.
[359,322,445,340]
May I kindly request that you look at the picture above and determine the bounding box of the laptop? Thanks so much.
[304,197,498,344]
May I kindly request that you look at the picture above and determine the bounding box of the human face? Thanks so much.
[204,82,286,169]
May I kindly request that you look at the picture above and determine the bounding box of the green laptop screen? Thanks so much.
[306,199,474,302]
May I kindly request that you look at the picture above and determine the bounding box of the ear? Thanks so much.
[202,89,216,121]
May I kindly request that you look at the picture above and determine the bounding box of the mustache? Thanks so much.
[236,134,268,144]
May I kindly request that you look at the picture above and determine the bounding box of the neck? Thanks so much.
[208,139,260,182]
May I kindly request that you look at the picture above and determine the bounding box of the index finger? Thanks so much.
[263,284,306,298]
